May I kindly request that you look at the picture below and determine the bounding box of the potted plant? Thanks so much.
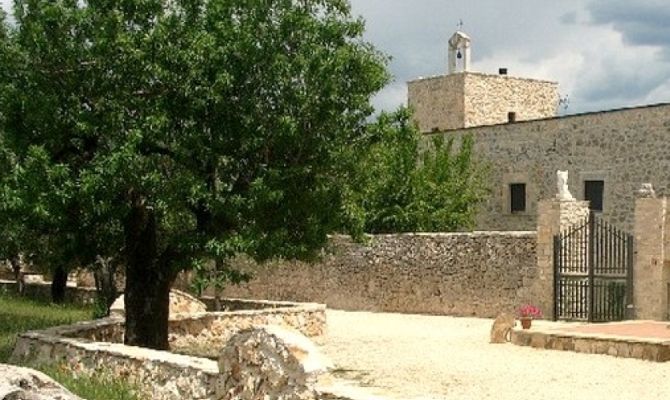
[518,304,542,329]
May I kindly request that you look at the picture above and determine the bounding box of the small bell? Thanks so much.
[457,49,462,59]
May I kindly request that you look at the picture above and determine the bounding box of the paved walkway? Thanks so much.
[316,310,670,400]
[560,320,670,339]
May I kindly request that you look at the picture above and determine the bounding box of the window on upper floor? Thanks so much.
[584,180,604,212]
[510,183,526,213]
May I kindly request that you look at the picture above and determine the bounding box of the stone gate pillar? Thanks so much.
[535,199,589,320]
[633,185,669,320]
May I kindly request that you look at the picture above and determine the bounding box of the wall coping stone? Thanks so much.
[407,71,557,85]
[426,101,670,134]
[328,231,537,239]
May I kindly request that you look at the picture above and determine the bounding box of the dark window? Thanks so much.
[508,112,517,123]
[584,180,604,211]
[510,183,526,213]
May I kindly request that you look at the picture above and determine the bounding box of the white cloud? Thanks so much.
[3,0,668,115]
[370,82,407,113]
[350,0,670,114]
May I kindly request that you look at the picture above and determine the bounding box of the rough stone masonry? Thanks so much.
[222,232,538,317]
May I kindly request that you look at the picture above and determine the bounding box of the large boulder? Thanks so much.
[109,289,207,318]
[0,364,82,400]
[217,325,333,400]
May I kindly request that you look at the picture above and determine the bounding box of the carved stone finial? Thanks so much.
[556,170,575,201]
[637,183,656,198]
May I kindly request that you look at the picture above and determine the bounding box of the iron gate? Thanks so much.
[553,213,634,322]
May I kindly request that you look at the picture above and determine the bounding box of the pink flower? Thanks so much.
[518,304,542,318]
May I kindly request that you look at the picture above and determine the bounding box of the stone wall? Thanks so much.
[168,302,326,358]
[11,319,225,400]
[431,103,670,232]
[407,72,557,132]
[221,232,538,318]
[633,195,670,320]
[10,300,337,400]
[43,298,326,349]
[463,73,557,128]
[408,73,465,132]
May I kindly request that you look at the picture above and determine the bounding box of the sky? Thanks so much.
[348,0,670,115]
[3,0,669,115]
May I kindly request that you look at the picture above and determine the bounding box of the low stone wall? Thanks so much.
[511,323,670,362]
[220,232,538,318]
[11,320,223,399]
[0,279,98,305]
[168,301,326,358]
[10,299,331,399]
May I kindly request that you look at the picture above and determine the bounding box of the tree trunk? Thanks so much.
[213,285,222,311]
[93,257,118,316]
[124,204,174,350]
[51,265,68,303]
[9,255,23,294]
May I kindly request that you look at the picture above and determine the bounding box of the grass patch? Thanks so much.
[0,292,92,362]
[37,365,140,400]
[0,292,139,399]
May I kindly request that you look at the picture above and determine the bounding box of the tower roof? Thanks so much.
[449,31,471,48]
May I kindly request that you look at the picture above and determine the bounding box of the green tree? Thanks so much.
[0,9,27,292]
[0,0,103,303]
[1,0,388,349]
[347,107,488,233]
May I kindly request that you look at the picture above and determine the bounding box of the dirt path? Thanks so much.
[317,310,670,400]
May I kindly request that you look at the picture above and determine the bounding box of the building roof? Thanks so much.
[426,101,670,134]
[407,71,557,85]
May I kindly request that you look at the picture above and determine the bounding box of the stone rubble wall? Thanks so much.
[10,300,332,400]
[110,289,207,318]
[220,232,538,318]
[168,303,326,358]
[11,324,223,400]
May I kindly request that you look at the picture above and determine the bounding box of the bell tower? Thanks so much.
[448,31,471,74]
[408,29,558,132]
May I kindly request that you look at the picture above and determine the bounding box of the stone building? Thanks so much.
[410,30,670,232]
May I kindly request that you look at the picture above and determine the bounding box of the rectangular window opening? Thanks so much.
[584,180,604,212]
[510,183,526,213]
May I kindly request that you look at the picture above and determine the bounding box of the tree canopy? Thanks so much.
[0,0,388,349]
[344,107,489,234]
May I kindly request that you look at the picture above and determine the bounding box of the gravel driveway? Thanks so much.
[316,310,670,400]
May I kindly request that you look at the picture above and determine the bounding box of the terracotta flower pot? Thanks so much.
[520,317,532,329]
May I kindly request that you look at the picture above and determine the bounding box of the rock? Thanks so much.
[0,364,82,400]
[490,312,516,343]
[217,325,333,400]
[109,289,207,318]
